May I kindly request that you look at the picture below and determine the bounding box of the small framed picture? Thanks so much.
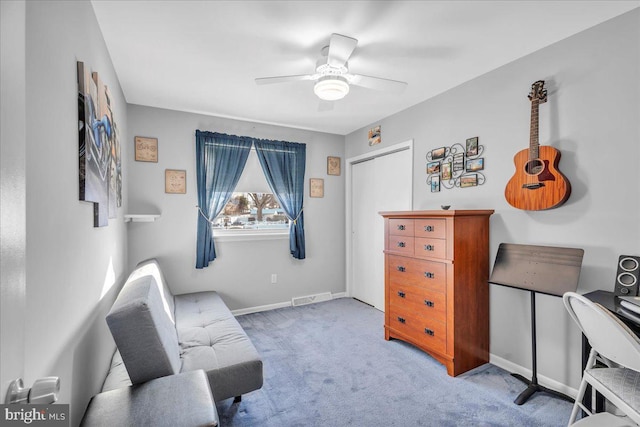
[310,178,324,198]
[431,147,446,160]
[135,136,158,162]
[466,157,484,172]
[327,156,341,176]
[460,173,478,188]
[427,161,440,174]
[453,153,464,172]
[165,169,186,194]
[431,175,440,193]
[441,162,452,180]
[466,137,479,157]
[368,125,381,146]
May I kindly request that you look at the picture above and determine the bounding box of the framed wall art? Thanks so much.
[368,125,381,146]
[431,147,446,160]
[77,61,122,227]
[466,157,484,172]
[431,175,441,193]
[135,136,158,162]
[453,153,465,172]
[441,162,452,180]
[426,137,486,191]
[165,169,186,194]
[310,178,324,198]
[427,161,440,175]
[466,137,479,156]
[460,174,478,188]
[327,156,341,176]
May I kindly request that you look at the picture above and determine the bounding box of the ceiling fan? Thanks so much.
[255,33,408,102]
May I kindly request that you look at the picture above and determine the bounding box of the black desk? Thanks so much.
[582,290,640,412]
[584,290,640,331]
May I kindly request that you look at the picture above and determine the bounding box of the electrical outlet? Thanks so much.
[271,274,277,284]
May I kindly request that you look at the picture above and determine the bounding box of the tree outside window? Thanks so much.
[215,192,289,230]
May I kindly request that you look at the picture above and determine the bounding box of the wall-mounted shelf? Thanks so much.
[124,214,160,223]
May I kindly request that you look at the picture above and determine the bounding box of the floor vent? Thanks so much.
[291,292,333,307]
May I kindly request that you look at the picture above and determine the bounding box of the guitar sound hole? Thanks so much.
[525,159,544,175]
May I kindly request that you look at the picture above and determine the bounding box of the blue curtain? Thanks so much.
[254,139,306,259]
[195,131,252,268]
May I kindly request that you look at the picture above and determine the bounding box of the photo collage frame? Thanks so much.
[426,137,486,192]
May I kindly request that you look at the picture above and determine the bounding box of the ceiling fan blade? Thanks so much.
[327,33,358,68]
[255,74,314,85]
[350,74,408,92]
[318,100,334,112]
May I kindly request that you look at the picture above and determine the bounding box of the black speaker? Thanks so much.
[614,255,640,296]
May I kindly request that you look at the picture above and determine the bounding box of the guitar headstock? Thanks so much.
[528,80,547,103]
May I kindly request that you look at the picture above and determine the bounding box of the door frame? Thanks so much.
[345,139,414,300]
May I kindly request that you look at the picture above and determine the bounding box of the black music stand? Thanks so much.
[490,243,584,405]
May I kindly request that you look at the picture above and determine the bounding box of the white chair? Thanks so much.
[563,292,640,426]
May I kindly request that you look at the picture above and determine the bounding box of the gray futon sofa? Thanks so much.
[82,258,263,425]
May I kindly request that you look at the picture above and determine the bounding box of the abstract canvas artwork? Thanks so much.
[77,61,121,226]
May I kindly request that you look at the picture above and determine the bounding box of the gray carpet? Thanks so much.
[216,298,572,426]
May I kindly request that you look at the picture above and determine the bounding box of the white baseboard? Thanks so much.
[232,301,291,316]
[232,292,347,316]
[490,353,578,398]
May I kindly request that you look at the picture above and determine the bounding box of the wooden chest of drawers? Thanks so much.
[380,210,494,376]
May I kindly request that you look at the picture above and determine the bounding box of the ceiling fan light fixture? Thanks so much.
[314,76,349,101]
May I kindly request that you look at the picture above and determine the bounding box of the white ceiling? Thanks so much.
[91,1,639,135]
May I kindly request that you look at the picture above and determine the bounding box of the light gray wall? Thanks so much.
[23,1,129,425]
[126,105,346,310]
[1,0,27,404]
[345,9,639,390]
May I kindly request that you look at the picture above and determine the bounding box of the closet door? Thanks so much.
[351,148,412,310]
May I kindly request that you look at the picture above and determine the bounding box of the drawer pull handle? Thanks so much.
[424,328,435,336]
[424,225,434,232]
[396,266,406,272]
[397,317,406,324]
[397,241,406,248]
[397,291,406,298]
[424,272,435,279]
[424,300,434,307]
[397,224,406,231]
[424,244,434,251]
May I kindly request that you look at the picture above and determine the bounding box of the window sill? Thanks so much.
[212,230,289,242]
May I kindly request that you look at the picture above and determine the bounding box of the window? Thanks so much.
[213,149,289,234]
[196,130,306,266]
[213,192,289,230]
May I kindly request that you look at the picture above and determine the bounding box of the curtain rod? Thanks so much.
[203,142,294,153]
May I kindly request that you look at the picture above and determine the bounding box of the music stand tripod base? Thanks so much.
[511,373,574,405]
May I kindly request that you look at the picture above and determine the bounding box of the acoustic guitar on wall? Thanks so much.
[505,80,571,210]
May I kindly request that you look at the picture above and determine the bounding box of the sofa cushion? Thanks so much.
[82,370,218,427]
[128,258,176,322]
[101,350,132,392]
[106,274,181,384]
[175,291,263,401]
